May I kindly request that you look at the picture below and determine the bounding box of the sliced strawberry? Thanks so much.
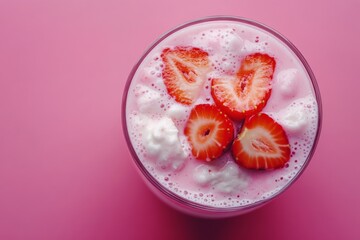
[211,53,276,121]
[161,46,210,105]
[184,104,234,161]
[232,113,290,170]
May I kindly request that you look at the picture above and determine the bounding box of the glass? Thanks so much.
[122,16,322,218]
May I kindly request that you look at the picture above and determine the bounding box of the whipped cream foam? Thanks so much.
[194,161,248,194]
[192,28,244,74]
[131,114,188,171]
[276,68,299,97]
[272,95,318,136]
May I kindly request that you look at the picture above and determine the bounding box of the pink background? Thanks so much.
[0,0,359,239]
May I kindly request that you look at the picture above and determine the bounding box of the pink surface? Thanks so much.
[0,0,359,239]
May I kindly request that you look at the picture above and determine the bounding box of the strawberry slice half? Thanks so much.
[184,104,234,161]
[211,53,276,121]
[232,113,290,170]
[161,46,210,105]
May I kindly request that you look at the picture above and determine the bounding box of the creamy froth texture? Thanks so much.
[125,21,319,208]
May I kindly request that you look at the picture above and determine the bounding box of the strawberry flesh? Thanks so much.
[161,47,210,105]
[232,113,290,170]
[184,104,234,161]
[211,53,276,120]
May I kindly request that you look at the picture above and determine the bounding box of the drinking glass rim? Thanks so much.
[122,15,322,214]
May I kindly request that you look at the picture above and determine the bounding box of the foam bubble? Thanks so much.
[241,40,267,53]
[192,28,243,53]
[142,65,163,82]
[192,28,244,74]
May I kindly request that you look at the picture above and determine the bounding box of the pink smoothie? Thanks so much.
[124,18,320,213]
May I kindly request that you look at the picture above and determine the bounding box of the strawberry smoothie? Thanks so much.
[122,17,321,217]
